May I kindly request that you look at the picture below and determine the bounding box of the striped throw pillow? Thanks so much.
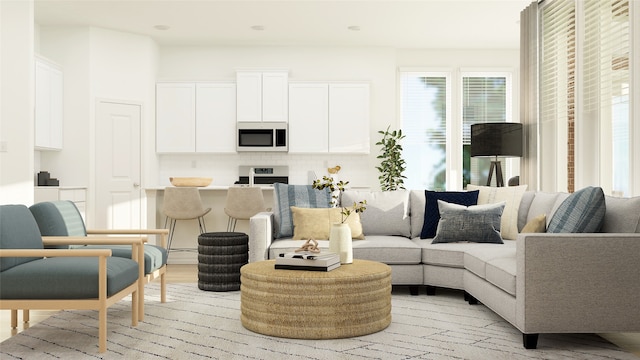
[547,186,605,233]
[273,183,331,239]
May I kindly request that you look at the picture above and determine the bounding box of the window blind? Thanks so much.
[583,0,630,196]
[540,0,576,192]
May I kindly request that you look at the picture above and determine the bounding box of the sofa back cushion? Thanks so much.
[272,183,331,239]
[0,205,44,272]
[342,190,411,238]
[520,191,569,231]
[601,195,640,233]
[410,190,426,238]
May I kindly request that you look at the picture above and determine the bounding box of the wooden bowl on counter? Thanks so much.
[169,177,213,187]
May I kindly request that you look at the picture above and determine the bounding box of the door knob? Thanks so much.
[133,182,140,188]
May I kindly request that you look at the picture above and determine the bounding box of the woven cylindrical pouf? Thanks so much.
[240,259,392,339]
[197,232,248,291]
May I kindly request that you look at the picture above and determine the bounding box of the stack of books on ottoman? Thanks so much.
[275,252,341,271]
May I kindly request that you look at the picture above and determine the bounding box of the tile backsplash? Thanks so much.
[158,153,375,189]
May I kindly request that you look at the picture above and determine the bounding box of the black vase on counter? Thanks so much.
[37,171,59,186]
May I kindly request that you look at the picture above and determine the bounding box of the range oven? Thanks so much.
[236,166,289,185]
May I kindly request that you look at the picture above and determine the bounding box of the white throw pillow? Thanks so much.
[466,184,528,240]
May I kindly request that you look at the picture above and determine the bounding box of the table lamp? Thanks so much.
[470,122,523,187]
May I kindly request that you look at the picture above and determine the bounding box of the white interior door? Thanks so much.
[95,101,141,229]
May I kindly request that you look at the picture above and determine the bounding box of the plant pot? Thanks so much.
[329,223,353,264]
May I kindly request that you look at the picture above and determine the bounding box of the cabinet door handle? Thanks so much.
[133,182,140,188]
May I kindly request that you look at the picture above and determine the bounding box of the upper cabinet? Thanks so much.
[156,82,236,153]
[328,83,370,154]
[236,71,288,122]
[156,83,196,153]
[289,82,370,154]
[34,57,63,150]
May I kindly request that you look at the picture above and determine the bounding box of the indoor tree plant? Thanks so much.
[376,126,407,191]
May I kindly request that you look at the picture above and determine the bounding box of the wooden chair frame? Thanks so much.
[83,229,169,320]
[0,236,143,353]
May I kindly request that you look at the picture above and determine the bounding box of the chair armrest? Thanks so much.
[87,229,169,248]
[516,233,640,333]
[0,248,112,258]
[249,211,274,262]
[42,236,145,266]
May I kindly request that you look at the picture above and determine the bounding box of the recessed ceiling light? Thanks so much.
[251,25,265,31]
[348,26,361,31]
[154,25,170,31]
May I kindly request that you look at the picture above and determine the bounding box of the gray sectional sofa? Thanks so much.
[249,186,640,349]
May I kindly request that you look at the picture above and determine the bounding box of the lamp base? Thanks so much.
[487,160,504,187]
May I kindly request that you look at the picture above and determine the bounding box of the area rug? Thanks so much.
[0,283,636,360]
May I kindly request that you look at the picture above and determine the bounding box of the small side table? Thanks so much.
[197,232,248,291]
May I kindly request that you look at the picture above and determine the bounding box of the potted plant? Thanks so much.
[376,126,407,191]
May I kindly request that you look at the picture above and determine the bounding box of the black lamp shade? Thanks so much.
[470,123,523,158]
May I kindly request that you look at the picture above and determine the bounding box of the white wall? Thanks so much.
[37,26,158,225]
[0,0,35,205]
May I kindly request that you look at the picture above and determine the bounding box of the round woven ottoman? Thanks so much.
[240,259,391,339]
[197,232,248,291]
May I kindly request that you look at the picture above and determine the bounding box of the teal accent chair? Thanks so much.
[29,200,169,321]
[0,204,142,353]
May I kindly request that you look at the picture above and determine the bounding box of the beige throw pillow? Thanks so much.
[466,184,528,240]
[290,206,365,240]
[521,213,546,233]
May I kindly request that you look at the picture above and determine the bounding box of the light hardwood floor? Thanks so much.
[1,264,638,357]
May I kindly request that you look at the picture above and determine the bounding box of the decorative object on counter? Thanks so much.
[376,125,406,191]
[37,171,60,186]
[169,177,212,187]
[470,122,523,187]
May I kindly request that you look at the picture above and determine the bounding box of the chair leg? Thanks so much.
[99,307,107,353]
[166,218,177,255]
[227,217,237,232]
[161,270,167,303]
[198,217,207,234]
[10,310,17,328]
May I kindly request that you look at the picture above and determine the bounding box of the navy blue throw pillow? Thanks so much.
[420,190,480,239]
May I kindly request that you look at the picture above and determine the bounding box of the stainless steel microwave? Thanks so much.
[237,122,288,152]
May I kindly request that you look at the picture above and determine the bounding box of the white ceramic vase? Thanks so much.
[329,223,353,264]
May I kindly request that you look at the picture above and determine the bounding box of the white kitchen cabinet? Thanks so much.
[156,82,236,153]
[34,57,63,150]
[156,83,196,153]
[195,83,236,153]
[329,83,370,154]
[236,71,288,122]
[35,186,87,221]
[288,82,370,154]
[288,83,329,153]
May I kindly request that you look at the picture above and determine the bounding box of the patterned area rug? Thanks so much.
[0,283,636,360]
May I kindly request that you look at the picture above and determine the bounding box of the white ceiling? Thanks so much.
[34,0,531,49]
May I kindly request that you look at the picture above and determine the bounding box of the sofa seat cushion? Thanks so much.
[485,256,517,296]
[269,236,422,265]
[0,256,139,299]
[463,242,516,278]
[418,239,486,268]
[81,244,167,274]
